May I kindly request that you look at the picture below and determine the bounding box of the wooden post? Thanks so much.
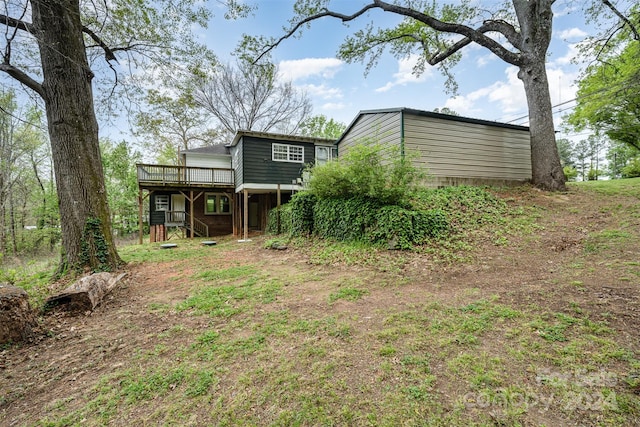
[243,189,249,241]
[276,184,281,235]
[231,193,235,236]
[138,189,143,244]
[190,190,195,239]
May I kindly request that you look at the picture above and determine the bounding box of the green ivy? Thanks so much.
[313,196,381,241]
[266,204,292,235]
[289,192,317,236]
[80,217,111,272]
[366,206,449,249]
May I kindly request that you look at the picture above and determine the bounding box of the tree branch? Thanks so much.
[602,0,640,41]
[255,3,377,63]
[373,0,522,65]
[82,25,118,62]
[257,1,522,67]
[0,13,33,33]
[428,19,522,65]
[0,63,45,98]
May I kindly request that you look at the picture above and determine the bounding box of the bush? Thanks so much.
[622,157,640,178]
[310,197,449,249]
[563,166,578,182]
[307,141,423,205]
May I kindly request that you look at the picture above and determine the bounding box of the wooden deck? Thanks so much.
[136,164,234,188]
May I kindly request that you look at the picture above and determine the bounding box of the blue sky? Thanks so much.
[203,0,598,140]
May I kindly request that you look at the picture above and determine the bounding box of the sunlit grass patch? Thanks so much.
[328,286,368,303]
[571,177,640,198]
[177,276,282,318]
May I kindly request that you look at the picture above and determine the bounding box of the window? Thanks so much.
[315,146,338,165]
[155,195,169,211]
[316,146,329,164]
[272,143,304,163]
[205,193,231,215]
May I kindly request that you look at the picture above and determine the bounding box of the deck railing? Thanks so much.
[136,164,234,186]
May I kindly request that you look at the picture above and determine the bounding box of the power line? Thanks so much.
[504,74,640,125]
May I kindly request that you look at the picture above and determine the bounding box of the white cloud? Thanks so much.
[552,43,581,66]
[557,27,588,40]
[443,66,526,118]
[299,83,343,100]
[375,55,433,93]
[476,54,496,68]
[321,102,347,111]
[278,58,343,81]
[443,65,579,126]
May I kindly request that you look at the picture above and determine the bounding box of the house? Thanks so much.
[136,108,532,242]
[136,131,336,242]
[337,108,532,187]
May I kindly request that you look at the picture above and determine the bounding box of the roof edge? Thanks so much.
[337,107,530,144]
[230,130,337,147]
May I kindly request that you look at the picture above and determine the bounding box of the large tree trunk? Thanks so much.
[515,0,566,191]
[31,0,122,272]
[519,61,567,191]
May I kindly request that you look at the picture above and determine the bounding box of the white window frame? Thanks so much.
[204,193,231,215]
[272,143,304,163]
[155,195,169,211]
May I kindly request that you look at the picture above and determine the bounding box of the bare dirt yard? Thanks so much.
[1,181,639,426]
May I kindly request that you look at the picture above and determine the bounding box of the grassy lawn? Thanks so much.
[1,179,639,426]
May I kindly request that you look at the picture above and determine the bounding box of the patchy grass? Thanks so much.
[3,181,640,426]
[571,177,640,198]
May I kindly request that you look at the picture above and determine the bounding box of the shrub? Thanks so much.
[307,141,423,205]
[310,197,449,249]
[622,157,640,178]
[563,166,578,182]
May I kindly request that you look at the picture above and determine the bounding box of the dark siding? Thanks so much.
[241,136,314,184]
[232,139,244,186]
[149,192,171,225]
[150,211,165,226]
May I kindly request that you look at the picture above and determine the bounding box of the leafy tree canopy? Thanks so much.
[299,115,346,139]
[568,5,640,151]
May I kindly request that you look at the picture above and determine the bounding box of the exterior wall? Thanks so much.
[339,111,402,153]
[238,136,315,185]
[190,191,233,236]
[184,153,231,169]
[403,113,531,185]
[149,192,172,225]
[148,190,233,236]
[232,139,244,187]
[337,109,531,187]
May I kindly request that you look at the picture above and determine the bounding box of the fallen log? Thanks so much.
[0,284,38,344]
[44,272,126,313]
